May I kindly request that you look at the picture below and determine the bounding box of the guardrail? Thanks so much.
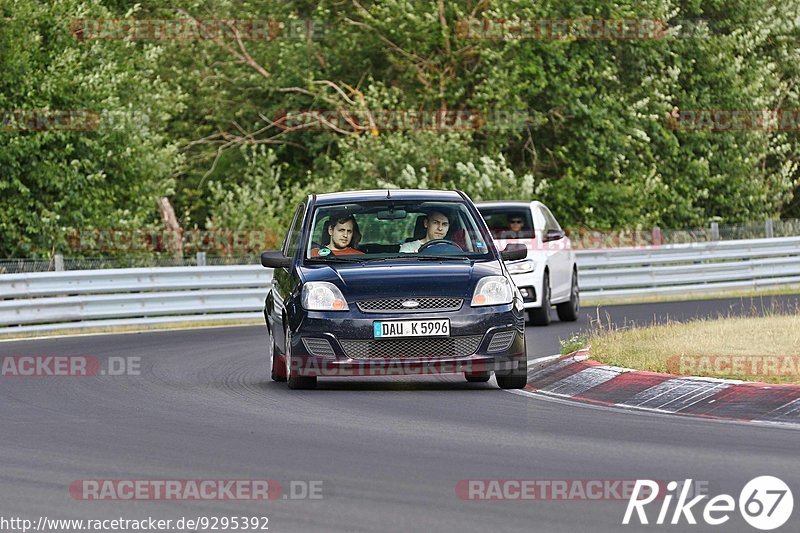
[0,266,270,335]
[575,235,800,299]
[1,236,799,335]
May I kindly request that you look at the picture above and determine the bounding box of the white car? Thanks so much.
[476,201,579,325]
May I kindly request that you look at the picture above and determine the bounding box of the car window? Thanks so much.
[283,203,305,257]
[540,206,561,231]
[304,200,492,260]
[476,206,535,239]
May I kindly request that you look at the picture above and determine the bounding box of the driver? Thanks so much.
[399,210,450,253]
[499,214,532,239]
[311,213,364,256]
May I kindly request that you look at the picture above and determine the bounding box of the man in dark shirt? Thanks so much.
[498,215,533,239]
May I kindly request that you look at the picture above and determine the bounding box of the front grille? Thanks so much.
[487,330,516,353]
[340,336,482,359]
[302,338,336,357]
[356,297,462,313]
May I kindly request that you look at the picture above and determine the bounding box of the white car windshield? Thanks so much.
[477,206,536,240]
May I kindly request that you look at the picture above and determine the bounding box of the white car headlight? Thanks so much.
[506,259,536,275]
[302,282,349,311]
[471,276,513,307]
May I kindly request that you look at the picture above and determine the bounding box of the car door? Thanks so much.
[270,203,305,351]
[540,205,571,300]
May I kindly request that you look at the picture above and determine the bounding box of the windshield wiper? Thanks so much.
[360,254,470,262]
[415,255,471,261]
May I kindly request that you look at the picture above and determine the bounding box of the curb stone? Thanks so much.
[525,350,800,425]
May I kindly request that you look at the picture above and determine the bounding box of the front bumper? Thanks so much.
[510,270,544,309]
[288,304,526,377]
[288,355,521,377]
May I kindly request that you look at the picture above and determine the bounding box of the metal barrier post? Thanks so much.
[652,226,662,246]
[710,222,719,241]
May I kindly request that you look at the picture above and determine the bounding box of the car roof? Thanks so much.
[475,200,543,209]
[313,189,465,206]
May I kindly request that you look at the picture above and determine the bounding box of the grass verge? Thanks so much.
[583,312,800,384]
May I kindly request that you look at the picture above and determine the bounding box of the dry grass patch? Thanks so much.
[589,314,800,384]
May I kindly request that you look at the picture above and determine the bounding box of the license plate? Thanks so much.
[373,319,450,338]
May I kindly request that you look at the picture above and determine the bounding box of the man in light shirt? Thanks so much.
[399,211,450,253]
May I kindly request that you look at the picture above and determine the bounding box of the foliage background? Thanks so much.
[2,0,800,257]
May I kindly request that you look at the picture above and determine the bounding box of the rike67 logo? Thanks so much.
[624,476,793,530]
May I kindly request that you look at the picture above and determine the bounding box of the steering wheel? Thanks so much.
[418,239,464,254]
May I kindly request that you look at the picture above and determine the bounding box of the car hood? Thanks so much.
[299,260,504,301]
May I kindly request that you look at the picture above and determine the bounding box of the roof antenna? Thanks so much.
[386,189,391,199]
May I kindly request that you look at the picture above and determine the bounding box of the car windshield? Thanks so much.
[304,200,492,261]
[477,206,535,240]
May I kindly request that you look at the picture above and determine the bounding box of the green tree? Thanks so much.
[0,0,185,257]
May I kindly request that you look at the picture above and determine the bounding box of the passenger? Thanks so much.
[311,214,364,256]
[399,211,450,253]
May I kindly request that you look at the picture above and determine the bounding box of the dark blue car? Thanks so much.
[261,189,528,389]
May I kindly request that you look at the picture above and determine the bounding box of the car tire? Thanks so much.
[285,328,317,390]
[528,271,551,326]
[464,371,491,383]
[287,372,316,389]
[495,356,527,389]
[556,270,580,322]
[270,334,286,382]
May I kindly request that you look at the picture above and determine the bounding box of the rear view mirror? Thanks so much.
[500,243,527,261]
[261,250,292,269]
[376,209,407,220]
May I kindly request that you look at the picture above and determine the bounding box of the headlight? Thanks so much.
[302,282,349,311]
[470,276,513,307]
[506,259,536,275]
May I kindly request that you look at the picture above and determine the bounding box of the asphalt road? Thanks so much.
[1,294,799,533]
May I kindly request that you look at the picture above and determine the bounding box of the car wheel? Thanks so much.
[528,271,551,326]
[495,356,528,389]
[285,327,317,390]
[269,331,286,382]
[464,371,491,383]
[556,270,580,322]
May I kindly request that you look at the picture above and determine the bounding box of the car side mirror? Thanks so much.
[261,250,292,269]
[500,243,527,262]
[543,229,565,242]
